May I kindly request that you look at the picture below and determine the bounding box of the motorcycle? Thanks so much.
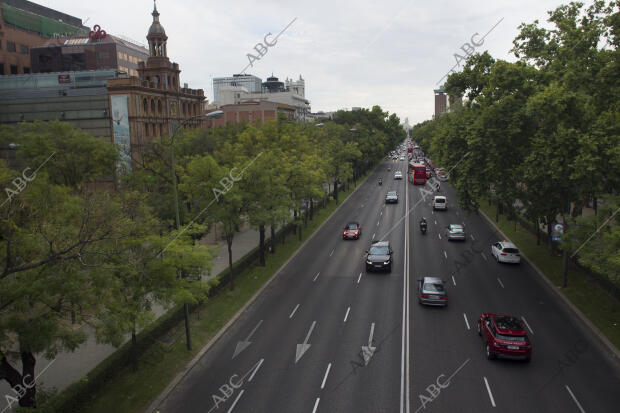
[378,178,383,186]
[420,220,427,234]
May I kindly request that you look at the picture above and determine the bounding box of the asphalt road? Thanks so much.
[155,155,620,413]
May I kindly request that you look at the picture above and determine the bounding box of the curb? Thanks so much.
[478,209,620,366]
[145,171,373,413]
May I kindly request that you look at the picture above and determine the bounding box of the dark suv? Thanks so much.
[365,241,393,272]
[478,313,531,362]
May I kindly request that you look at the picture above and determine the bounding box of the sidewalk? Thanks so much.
[0,224,264,408]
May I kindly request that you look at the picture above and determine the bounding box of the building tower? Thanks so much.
[137,0,180,91]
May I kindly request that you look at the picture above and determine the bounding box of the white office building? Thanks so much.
[212,74,262,103]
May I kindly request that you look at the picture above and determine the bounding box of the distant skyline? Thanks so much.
[37,0,567,125]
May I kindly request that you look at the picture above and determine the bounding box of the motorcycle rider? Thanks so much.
[420,217,427,232]
[378,178,382,185]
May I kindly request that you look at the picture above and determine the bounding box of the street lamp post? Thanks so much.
[169,110,223,351]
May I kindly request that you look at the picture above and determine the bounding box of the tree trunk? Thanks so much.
[0,352,37,408]
[309,199,314,221]
[259,224,265,266]
[227,231,235,290]
[536,219,541,245]
[270,225,276,254]
[131,328,138,371]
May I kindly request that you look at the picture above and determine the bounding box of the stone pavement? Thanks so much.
[0,224,265,409]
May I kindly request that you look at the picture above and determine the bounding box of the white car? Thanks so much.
[399,156,405,161]
[491,241,521,264]
[394,171,403,179]
[433,196,447,210]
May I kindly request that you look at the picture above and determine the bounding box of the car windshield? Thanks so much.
[423,283,444,292]
[369,246,389,255]
[495,334,527,342]
[504,248,519,254]
[346,224,358,230]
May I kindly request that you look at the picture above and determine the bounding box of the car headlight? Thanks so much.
[384,261,390,265]
[366,260,372,265]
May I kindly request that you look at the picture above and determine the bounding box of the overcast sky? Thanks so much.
[37,0,566,125]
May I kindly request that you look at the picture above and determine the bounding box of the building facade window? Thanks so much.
[143,98,148,114]
[23,67,30,73]
[158,100,162,114]
[145,123,149,136]
[10,65,18,74]
[150,99,155,113]
[7,42,16,52]
[19,45,28,54]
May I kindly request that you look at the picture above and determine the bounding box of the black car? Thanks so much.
[385,191,398,203]
[365,240,393,272]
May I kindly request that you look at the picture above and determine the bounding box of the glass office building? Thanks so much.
[213,74,262,102]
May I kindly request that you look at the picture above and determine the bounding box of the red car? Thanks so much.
[478,313,531,362]
[343,222,362,240]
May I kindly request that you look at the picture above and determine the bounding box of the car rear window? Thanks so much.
[346,224,358,230]
[496,334,527,342]
[369,246,389,255]
[435,198,445,203]
[503,248,519,254]
[423,283,444,292]
[450,226,463,232]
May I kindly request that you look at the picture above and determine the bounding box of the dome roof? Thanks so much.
[148,1,166,38]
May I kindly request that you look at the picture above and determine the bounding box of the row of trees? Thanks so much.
[411,1,619,288]
[0,106,405,407]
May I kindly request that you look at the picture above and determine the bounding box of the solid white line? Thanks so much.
[321,363,332,389]
[247,358,264,382]
[344,306,351,322]
[521,316,534,335]
[289,304,300,318]
[452,276,456,286]
[312,398,320,413]
[313,272,320,282]
[227,389,245,413]
[497,278,505,288]
[565,385,586,413]
[357,272,362,283]
[400,176,410,413]
[471,234,475,241]
[443,251,447,259]
[483,377,496,407]
[330,248,334,257]
[463,313,470,330]
[481,252,488,261]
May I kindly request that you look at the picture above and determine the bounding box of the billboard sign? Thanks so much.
[110,94,131,172]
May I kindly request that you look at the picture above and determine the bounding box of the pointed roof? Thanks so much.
[148,0,166,37]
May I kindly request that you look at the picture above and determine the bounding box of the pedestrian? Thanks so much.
[436,183,440,192]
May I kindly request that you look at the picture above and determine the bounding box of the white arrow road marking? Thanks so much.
[296,321,316,363]
[362,322,377,365]
[233,320,263,359]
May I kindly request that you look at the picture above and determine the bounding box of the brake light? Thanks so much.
[421,294,428,299]
[515,254,520,256]
[441,296,447,300]
[501,253,507,256]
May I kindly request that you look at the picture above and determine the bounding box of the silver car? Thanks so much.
[417,277,447,306]
[445,224,466,241]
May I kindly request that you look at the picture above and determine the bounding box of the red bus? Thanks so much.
[408,162,426,184]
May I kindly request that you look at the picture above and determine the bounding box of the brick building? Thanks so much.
[205,100,295,127]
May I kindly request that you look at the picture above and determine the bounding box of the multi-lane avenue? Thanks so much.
[154,155,620,413]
